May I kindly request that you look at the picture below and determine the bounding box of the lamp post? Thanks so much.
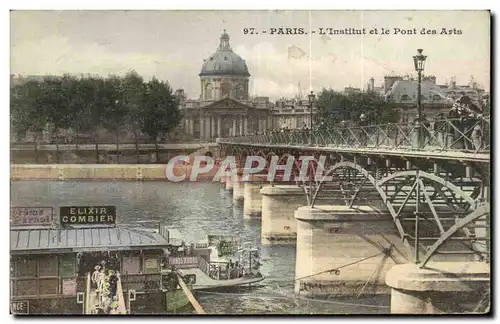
[308,91,316,130]
[413,49,427,148]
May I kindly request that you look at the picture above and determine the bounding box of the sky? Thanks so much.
[10,10,490,101]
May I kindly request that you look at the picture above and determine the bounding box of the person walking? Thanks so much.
[358,114,369,147]
[108,270,118,300]
[91,265,101,289]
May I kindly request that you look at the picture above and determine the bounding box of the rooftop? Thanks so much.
[11,225,170,254]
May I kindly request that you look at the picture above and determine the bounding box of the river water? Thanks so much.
[10,180,390,314]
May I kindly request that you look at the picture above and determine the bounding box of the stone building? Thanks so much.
[381,75,486,122]
[272,96,316,130]
[180,31,273,140]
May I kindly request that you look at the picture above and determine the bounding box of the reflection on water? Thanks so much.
[10,180,389,314]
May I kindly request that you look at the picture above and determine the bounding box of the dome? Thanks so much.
[199,31,250,77]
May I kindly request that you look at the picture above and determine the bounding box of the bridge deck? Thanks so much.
[220,142,490,163]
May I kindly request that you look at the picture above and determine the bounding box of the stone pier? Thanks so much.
[243,175,268,218]
[260,185,306,244]
[294,205,409,298]
[225,175,234,192]
[232,175,244,206]
[386,262,490,314]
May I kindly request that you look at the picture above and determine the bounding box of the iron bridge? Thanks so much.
[218,117,491,268]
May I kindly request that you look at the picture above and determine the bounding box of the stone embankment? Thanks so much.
[10,164,218,181]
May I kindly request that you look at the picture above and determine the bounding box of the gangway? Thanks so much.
[83,272,127,314]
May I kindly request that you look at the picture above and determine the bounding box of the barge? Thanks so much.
[10,206,264,315]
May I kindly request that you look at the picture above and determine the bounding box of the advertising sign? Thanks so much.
[59,206,116,226]
[168,256,198,268]
[10,207,53,226]
[208,235,239,257]
[10,301,29,314]
[62,279,77,296]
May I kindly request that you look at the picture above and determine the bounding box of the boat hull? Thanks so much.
[178,268,265,290]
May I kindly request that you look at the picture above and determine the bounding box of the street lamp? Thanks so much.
[413,49,427,148]
[308,91,316,130]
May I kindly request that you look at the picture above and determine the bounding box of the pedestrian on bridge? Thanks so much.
[358,114,369,147]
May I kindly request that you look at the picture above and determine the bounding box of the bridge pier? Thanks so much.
[232,175,244,206]
[294,205,408,298]
[386,262,490,314]
[225,175,234,192]
[243,175,267,218]
[260,185,306,244]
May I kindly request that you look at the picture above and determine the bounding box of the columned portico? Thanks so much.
[217,116,222,137]
[211,116,216,140]
[232,119,237,136]
[188,119,194,135]
[199,116,205,140]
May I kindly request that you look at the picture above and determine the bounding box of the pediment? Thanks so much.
[203,98,252,110]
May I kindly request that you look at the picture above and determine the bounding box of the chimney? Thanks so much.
[369,77,375,91]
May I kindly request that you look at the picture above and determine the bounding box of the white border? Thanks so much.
[2,1,498,323]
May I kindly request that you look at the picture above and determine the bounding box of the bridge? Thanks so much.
[217,117,491,314]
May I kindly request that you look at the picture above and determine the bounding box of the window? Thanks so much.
[16,258,37,277]
[205,83,213,100]
[144,256,159,274]
[234,86,242,99]
[16,279,37,296]
[220,82,230,98]
[59,256,74,278]
[39,256,58,277]
[433,95,441,101]
[400,94,410,101]
[39,278,59,295]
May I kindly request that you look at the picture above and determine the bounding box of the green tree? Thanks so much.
[316,89,399,130]
[141,77,182,162]
[121,71,145,163]
[100,75,129,163]
[11,81,49,163]
[43,76,73,162]
[67,75,99,149]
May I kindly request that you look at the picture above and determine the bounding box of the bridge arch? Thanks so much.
[420,202,489,267]
[313,161,487,263]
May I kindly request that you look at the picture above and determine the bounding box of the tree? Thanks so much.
[43,76,73,162]
[67,75,99,149]
[316,89,400,130]
[11,81,49,163]
[100,75,129,164]
[141,77,182,162]
[121,71,145,163]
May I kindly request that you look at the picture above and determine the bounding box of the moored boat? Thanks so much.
[10,206,264,315]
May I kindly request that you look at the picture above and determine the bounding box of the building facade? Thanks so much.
[179,31,273,140]
[179,31,316,139]
[380,75,486,122]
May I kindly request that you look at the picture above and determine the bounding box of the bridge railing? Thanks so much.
[220,116,490,154]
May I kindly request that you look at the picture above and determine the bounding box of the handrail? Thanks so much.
[176,273,206,314]
[197,255,211,277]
[219,116,490,154]
[113,275,128,314]
[84,272,92,314]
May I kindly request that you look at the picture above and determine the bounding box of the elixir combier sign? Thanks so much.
[59,206,116,226]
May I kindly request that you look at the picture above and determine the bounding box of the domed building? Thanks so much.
[180,31,273,140]
[199,31,250,101]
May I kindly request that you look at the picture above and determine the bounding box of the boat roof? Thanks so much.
[10,225,170,255]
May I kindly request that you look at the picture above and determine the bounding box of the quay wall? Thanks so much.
[10,164,218,181]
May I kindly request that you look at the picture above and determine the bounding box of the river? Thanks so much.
[10,180,390,314]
